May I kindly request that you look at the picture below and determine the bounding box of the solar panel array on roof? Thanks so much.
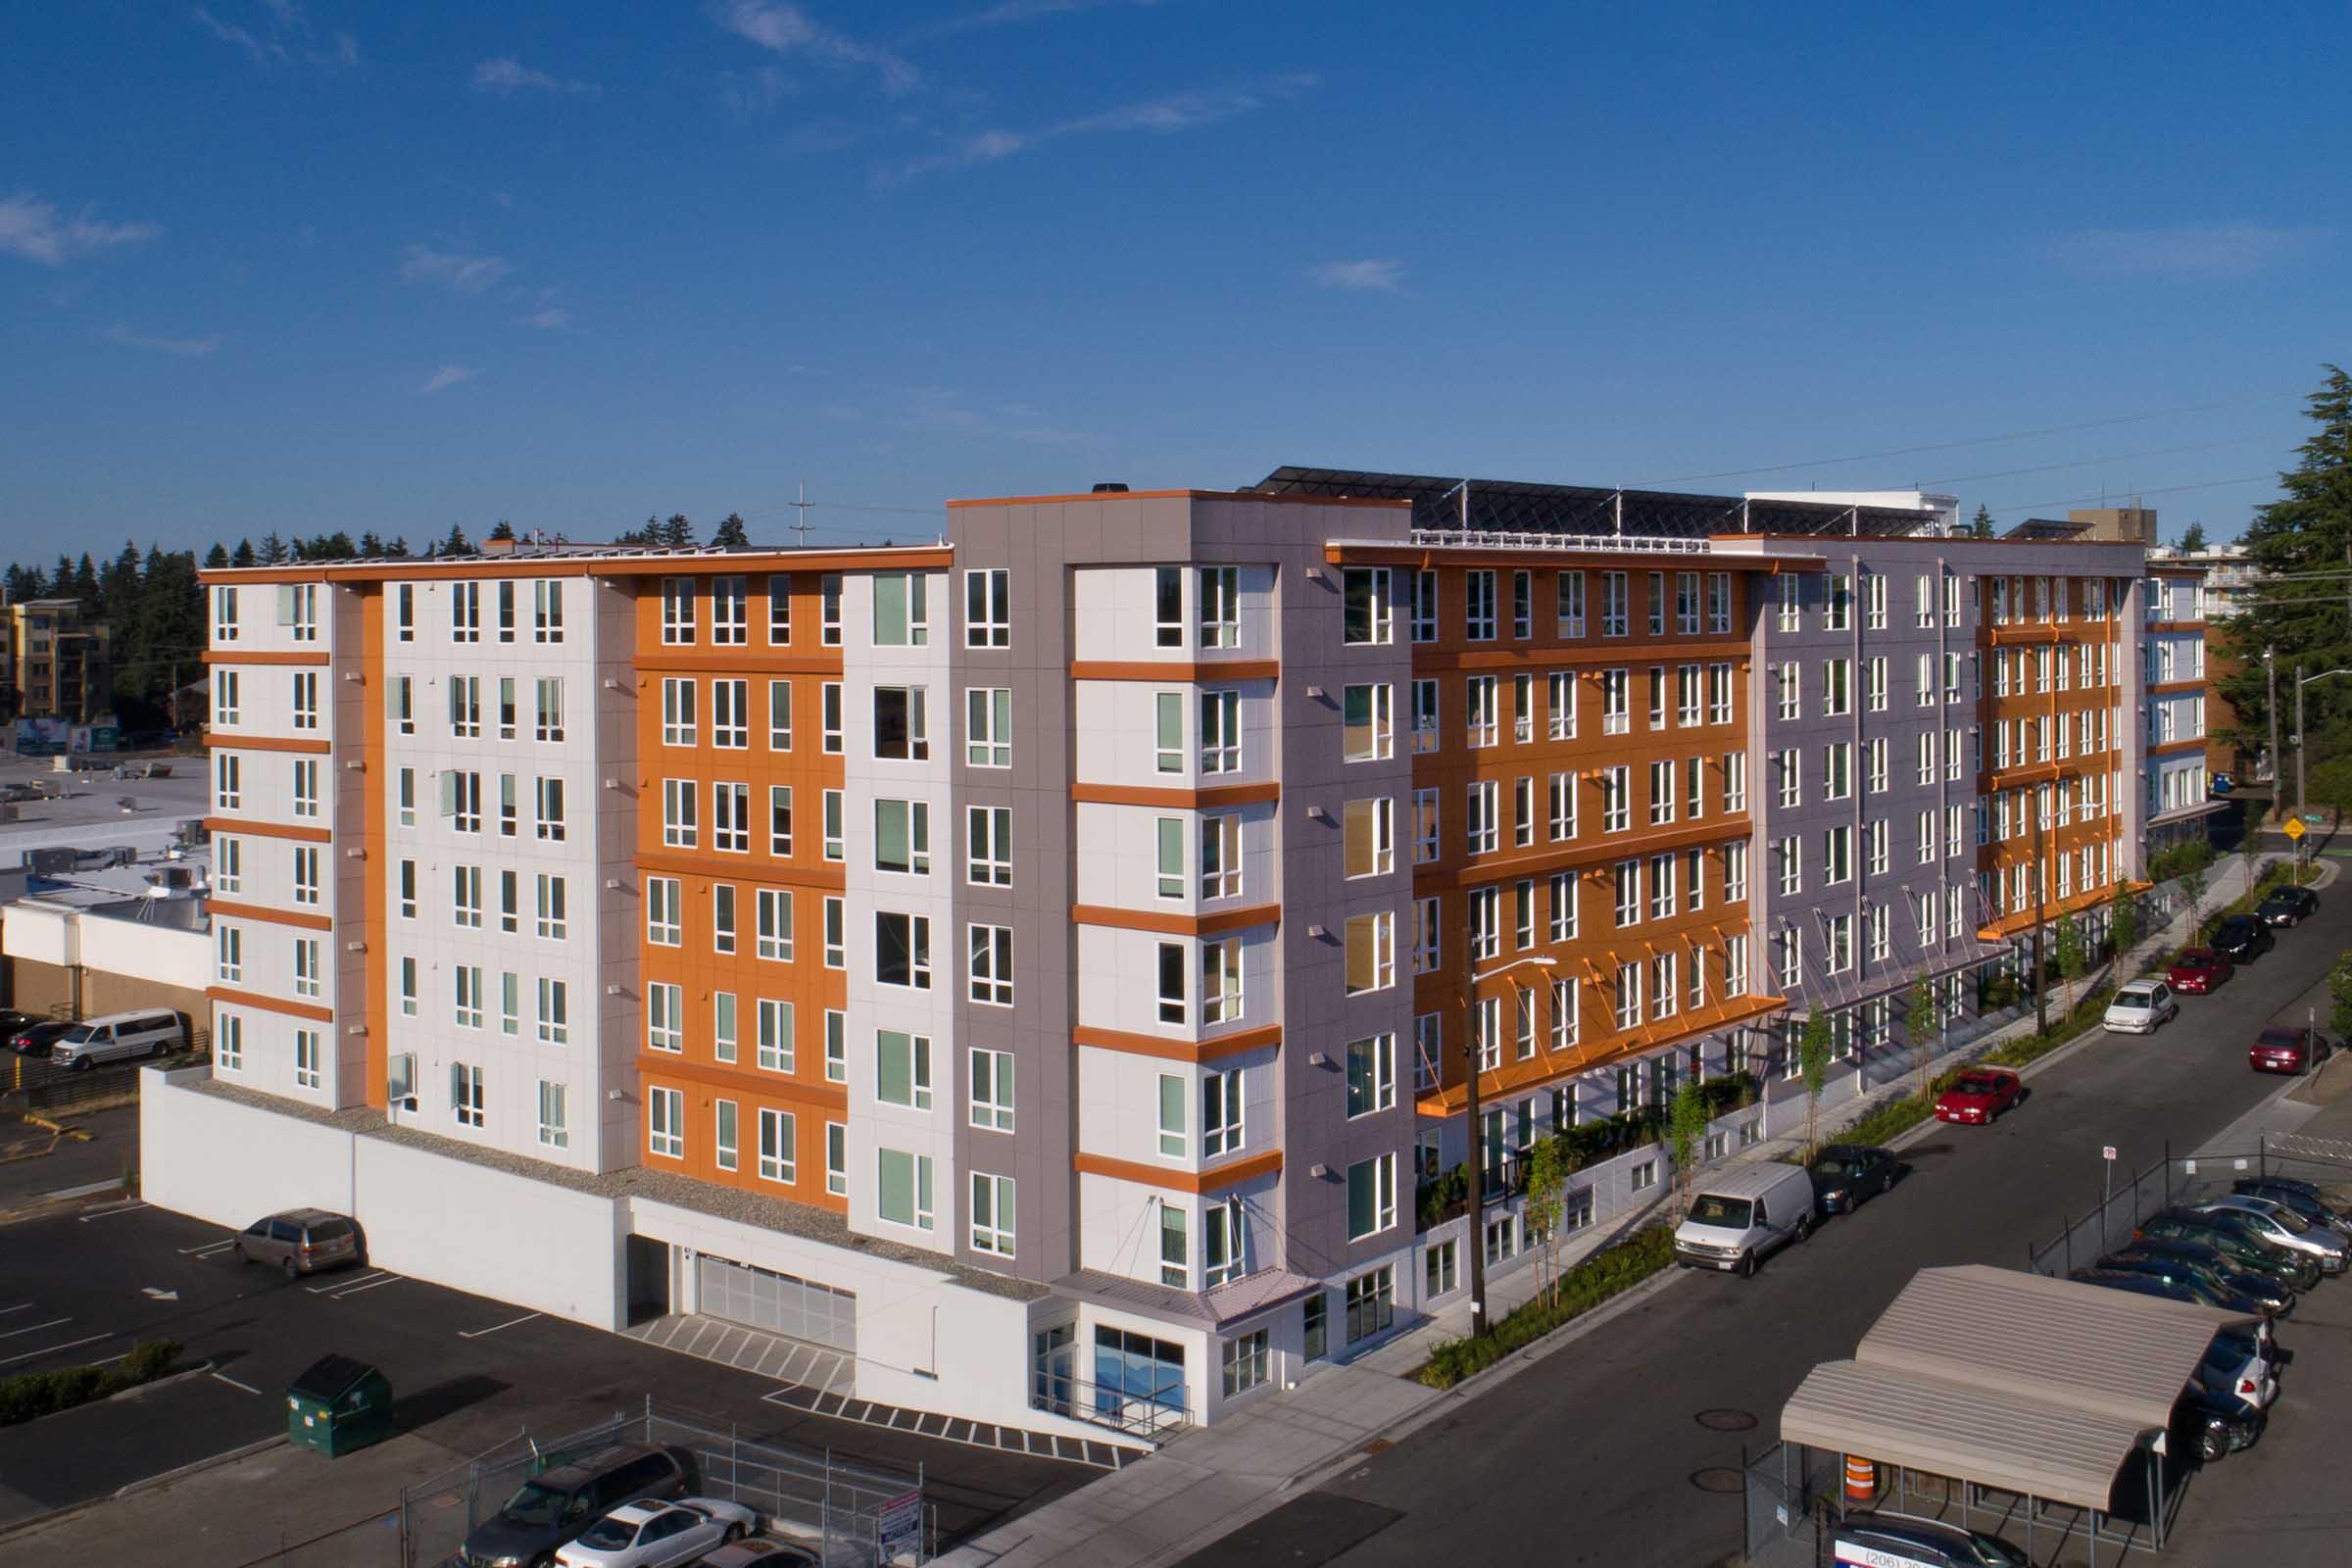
[1252,466,1937,540]
[2004,516,2094,541]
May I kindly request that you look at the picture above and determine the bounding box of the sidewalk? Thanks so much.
[942,853,2285,1568]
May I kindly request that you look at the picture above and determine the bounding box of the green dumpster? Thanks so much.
[286,1353,393,1457]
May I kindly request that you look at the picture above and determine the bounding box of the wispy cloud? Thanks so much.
[899,0,1159,45]
[712,1,917,96]
[194,3,357,69]
[400,244,514,295]
[0,192,162,267]
[881,73,1314,183]
[472,58,600,96]
[420,365,482,394]
[2039,223,2323,281]
[106,322,222,357]
[514,307,571,330]
[1310,258,1406,294]
[905,386,1087,444]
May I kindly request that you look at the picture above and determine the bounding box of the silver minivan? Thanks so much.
[1673,1160,1818,1277]
[49,1008,186,1070]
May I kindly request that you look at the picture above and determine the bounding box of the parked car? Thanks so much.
[1806,1145,1898,1214]
[1934,1068,2023,1125]
[554,1498,758,1568]
[2212,915,2274,964]
[48,1008,185,1070]
[2107,1242,2295,1317]
[2234,1176,2352,1228]
[2175,1376,2263,1461]
[1671,1160,1817,1276]
[2248,1026,2331,1075]
[2211,772,2237,795]
[1832,1511,2029,1567]
[231,1208,365,1279]
[2136,1207,2323,1291]
[2102,981,2179,1035]
[2195,1197,2350,1273]
[2166,948,2233,994]
[2090,1254,2281,1318]
[6,1020,73,1056]
[2199,1325,2278,1413]
[693,1540,820,1568]
[2073,1266,2233,1310]
[461,1444,695,1568]
[0,1009,40,1042]
[2256,885,2320,927]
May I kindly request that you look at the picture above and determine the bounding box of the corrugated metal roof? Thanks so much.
[1858,1265,2250,1432]
[1783,1360,2148,1511]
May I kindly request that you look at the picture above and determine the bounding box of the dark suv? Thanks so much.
[461,1443,695,1568]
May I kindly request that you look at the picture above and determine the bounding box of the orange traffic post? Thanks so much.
[1844,1454,1876,1504]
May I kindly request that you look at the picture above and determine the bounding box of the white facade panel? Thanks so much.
[1072,801,1280,913]
[1070,564,1279,664]
[1070,679,1280,792]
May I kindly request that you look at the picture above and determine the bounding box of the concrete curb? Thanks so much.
[0,1434,285,1547]
[103,1358,216,1403]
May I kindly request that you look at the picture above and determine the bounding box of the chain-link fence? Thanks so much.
[2027,1133,2352,1278]
[1741,1442,1834,1568]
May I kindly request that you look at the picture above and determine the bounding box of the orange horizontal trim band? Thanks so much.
[1323,543,1786,570]
[205,732,332,755]
[1070,660,1280,683]
[1411,818,1751,895]
[1071,903,1281,937]
[204,816,332,844]
[1073,1149,1285,1195]
[1413,991,1788,1115]
[1974,881,2143,942]
[633,848,847,890]
[2149,737,2210,757]
[1412,643,1751,672]
[1073,1021,1282,1064]
[201,547,951,587]
[637,1054,850,1111]
[950,488,1407,511]
[1071,781,1281,809]
[2148,679,2206,695]
[207,899,333,932]
[208,987,334,1024]
[632,652,845,675]
[200,650,331,667]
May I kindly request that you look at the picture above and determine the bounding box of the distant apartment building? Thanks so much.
[4,598,113,723]
[2149,539,2258,777]
[162,473,2208,1438]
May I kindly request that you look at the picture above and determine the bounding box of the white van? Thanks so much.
[49,1009,186,1070]
[1672,1160,1818,1277]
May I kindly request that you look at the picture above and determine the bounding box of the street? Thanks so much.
[1178,890,2352,1568]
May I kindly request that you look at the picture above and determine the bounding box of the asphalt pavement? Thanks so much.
[1175,894,2352,1568]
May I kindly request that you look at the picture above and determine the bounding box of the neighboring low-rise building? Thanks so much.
[5,599,114,723]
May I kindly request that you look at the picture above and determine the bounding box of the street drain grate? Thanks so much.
[1694,1408,1758,1432]
[1690,1467,1746,1494]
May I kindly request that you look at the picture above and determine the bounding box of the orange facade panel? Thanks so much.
[1072,1021,1282,1064]
[1073,1149,1285,1195]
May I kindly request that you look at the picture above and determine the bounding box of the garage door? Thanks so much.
[697,1254,858,1354]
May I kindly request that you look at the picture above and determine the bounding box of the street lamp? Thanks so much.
[1462,951,1558,1340]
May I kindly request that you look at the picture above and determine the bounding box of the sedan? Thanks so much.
[2108,1243,2294,1316]
[2137,1207,2323,1290]
[2103,981,2179,1035]
[6,1020,73,1057]
[2249,1026,2331,1075]
[2200,1325,2278,1413]
[2176,1376,2263,1462]
[1807,1145,1898,1214]
[695,1539,821,1568]
[2167,948,2233,994]
[1934,1068,2023,1125]
[555,1499,759,1568]
[2092,1254,2279,1318]
[2234,1177,2352,1228]
[2212,915,2274,964]
[2257,885,2320,927]
[2197,1197,2349,1273]
[0,1009,40,1042]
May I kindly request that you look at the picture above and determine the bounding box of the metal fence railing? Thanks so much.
[2027,1134,2352,1279]
[1029,1374,1192,1442]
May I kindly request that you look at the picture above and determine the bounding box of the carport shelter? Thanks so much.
[1780,1265,2257,1558]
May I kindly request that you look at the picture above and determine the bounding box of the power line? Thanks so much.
[1918,436,2285,488]
[1984,474,2278,515]
[1637,391,2297,488]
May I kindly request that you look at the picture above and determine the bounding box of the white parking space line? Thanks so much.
[181,1239,239,1258]
[307,1270,390,1296]
[458,1310,541,1340]
[212,1371,262,1396]
[0,1302,36,1315]
[0,1332,110,1368]
[327,1275,400,1298]
[76,1200,149,1222]
[0,1317,71,1341]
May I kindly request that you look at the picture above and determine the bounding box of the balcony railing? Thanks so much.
[1030,1371,1192,1440]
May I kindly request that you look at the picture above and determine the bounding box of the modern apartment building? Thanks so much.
[5,597,113,722]
[168,475,2208,1439]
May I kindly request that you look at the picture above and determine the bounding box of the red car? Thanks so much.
[2167,948,2233,995]
[1935,1067,2024,1125]
[2249,1027,2333,1075]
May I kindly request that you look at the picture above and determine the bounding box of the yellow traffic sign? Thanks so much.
[2284,816,2307,841]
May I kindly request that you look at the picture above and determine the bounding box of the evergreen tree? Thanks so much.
[3,564,39,602]
[72,554,100,613]
[230,538,257,568]
[487,519,516,542]
[203,543,229,569]
[2180,520,2208,553]
[51,554,74,602]
[2217,366,2352,764]
[1968,504,1994,538]
[100,543,141,618]
[258,531,288,565]
[710,512,751,549]
[387,536,413,559]
[357,531,384,559]
[441,523,472,558]
[662,513,695,548]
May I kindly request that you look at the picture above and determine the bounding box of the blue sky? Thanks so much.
[3,2,2345,557]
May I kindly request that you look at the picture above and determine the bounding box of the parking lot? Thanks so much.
[0,1197,1089,1557]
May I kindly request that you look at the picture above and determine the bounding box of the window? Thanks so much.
[1160,1205,1189,1287]
[1408,568,1439,642]
[215,753,240,810]
[875,911,932,989]
[1649,760,1675,825]
[1512,568,1534,638]
[1414,897,1440,973]
[760,1000,797,1073]
[1776,662,1800,722]
[876,1149,934,1230]
[292,936,321,999]
[1343,682,1393,761]
[662,779,697,848]
[1647,663,1666,729]
[661,678,696,747]
[1200,936,1243,1024]
[648,1086,684,1158]
[1205,1198,1247,1289]
[1775,836,1801,897]
[647,877,681,945]
[1347,1154,1396,1241]
[1465,675,1497,748]
[216,835,243,895]
[290,843,319,906]
[661,577,696,644]
[823,896,844,966]
[965,567,1010,647]
[1823,742,1851,802]
[1345,797,1394,878]
[767,679,792,750]
[537,978,569,1045]
[217,1011,243,1071]
[496,581,516,643]
[1347,1033,1395,1117]
[1556,569,1587,636]
[1156,942,1186,1025]
[1199,566,1240,648]
[397,858,416,919]
[535,776,565,842]
[1345,911,1395,995]
[531,677,564,744]
[452,863,484,929]
[1152,690,1187,775]
[292,758,319,819]
[708,575,747,645]
[455,963,486,1029]
[1344,566,1392,645]
[825,1122,848,1197]
[283,669,317,731]
[1676,663,1700,727]
[1199,690,1240,773]
[531,578,564,644]
[1601,764,1630,833]
[966,687,1011,767]
[820,574,842,645]
[284,582,320,642]
[1601,667,1629,734]
[1470,886,1499,959]
[536,873,567,940]
[1466,778,1498,855]
[1347,1267,1395,1344]
[712,1100,737,1171]
[1464,568,1496,640]
[216,924,243,984]
[967,806,1011,886]
[970,1049,1014,1132]
[822,682,843,753]
[970,923,1013,1005]
[971,1173,1016,1256]
[825,1011,846,1081]
[214,584,241,643]
[756,888,794,960]
[874,799,929,875]
[713,993,738,1062]
[769,786,794,858]
[647,983,682,1053]
[699,678,747,749]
